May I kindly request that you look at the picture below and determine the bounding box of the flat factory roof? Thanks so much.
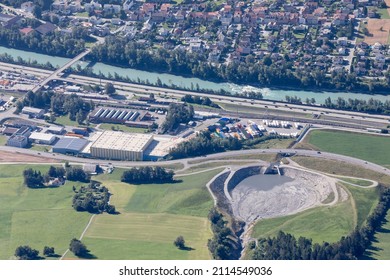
[48,126,64,132]
[91,131,153,152]
[53,137,89,152]
[29,132,56,141]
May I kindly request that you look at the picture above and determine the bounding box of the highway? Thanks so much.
[1,60,390,129]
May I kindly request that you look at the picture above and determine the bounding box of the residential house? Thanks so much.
[35,22,57,35]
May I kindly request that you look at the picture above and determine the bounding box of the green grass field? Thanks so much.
[63,169,223,259]
[54,115,79,127]
[0,164,91,259]
[0,135,7,146]
[80,212,211,259]
[30,144,50,152]
[303,130,390,166]
[378,8,390,19]
[123,169,220,217]
[251,193,355,245]
[1,164,221,260]
[366,211,390,260]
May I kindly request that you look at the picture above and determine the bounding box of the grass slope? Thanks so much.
[124,170,220,217]
[251,194,355,244]
[343,183,378,227]
[0,164,91,259]
[292,156,390,185]
[304,130,390,166]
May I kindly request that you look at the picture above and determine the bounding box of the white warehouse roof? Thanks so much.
[29,132,57,142]
[91,131,153,152]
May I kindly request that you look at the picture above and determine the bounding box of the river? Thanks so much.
[1,45,390,103]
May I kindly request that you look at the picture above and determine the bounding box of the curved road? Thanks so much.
[0,145,388,176]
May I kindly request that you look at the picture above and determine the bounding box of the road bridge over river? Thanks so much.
[31,49,91,93]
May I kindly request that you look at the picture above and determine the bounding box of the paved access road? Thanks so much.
[0,145,388,176]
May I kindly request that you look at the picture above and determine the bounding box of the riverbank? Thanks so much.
[1,45,390,104]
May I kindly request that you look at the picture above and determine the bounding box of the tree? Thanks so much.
[49,113,56,123]
[15,245,39,260]
[66,167,90,182]
[69,238,88,257]
[32,6,42,19]
[104,82,116,95]
[43,246,55,257]
[119,10,127,20]
[174,236,185,249]
[15,100,23,114]
[23,168,44,188]
[48,166,57,178]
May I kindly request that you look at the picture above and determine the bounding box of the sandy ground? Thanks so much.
[364,19,390,45]
[0,151,60,163]
[230,167,338,224]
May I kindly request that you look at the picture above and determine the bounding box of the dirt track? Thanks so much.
[0,151,60,163]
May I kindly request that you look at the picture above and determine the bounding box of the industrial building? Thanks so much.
[29,132,57,145]
[21,106,45,118]
[47,126,65,135]
[6,126,31,148]
[52,137,89,155]
[90,131,153,161]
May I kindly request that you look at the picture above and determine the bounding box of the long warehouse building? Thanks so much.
[90,131,153,161]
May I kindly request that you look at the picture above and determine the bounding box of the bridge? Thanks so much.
[31,49,91,93]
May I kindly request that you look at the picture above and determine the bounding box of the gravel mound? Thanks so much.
[230,167,337,224]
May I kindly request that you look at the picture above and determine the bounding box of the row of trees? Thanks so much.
[121,166,174,184]
[72,183,115,214]
[207,208,241,260]
[160,103,194,134]
[66,167,90,183]
[23,168,45,188]
[23,165,89,188]
[0,25,85,58]
[14,245,56,260]
[251,184,390,260]
[89,37,390,93]
[168,131,242,159]
[181,94,219,108]
[323,97,390,115]
[14,238,90,260]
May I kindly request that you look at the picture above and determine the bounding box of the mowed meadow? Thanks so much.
[67,168,223,260]
[299,129,390,167]
[0,164,91,259]
[0,163,222,260]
